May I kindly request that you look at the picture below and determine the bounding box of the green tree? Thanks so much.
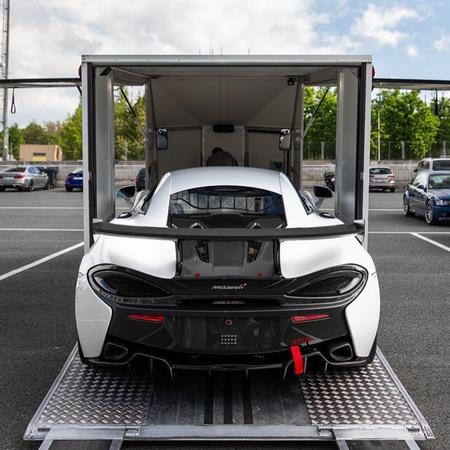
[303,87,337,159]
[22,121,49,144]
[371,90,439,159]
[114,89,145,160]
[8,123,24,159]
[58,104,82,160]
[436,97,450,154]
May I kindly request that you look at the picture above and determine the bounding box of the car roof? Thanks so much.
[165,166,284,194]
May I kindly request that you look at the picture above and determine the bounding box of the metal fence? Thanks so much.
[0,161,422,188]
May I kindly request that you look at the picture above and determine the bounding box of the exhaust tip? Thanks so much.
[328,342,353,362]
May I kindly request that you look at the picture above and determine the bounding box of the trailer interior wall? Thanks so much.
[81,56,372,251]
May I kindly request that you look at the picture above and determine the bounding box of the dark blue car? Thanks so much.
[403,171,450,224]
[65,168,83,192]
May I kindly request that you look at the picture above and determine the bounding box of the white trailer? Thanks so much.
[0,57,440,449]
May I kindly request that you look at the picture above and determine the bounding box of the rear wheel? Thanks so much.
[390,188,395,192]
[65,186,73,192]
[403,196,414,216]
[425,201,436,225]
[27,181,34,192]
[0,186,4,192]
[44,181,50,190]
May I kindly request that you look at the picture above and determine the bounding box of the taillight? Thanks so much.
[388,175,395,179]
[127,314,165,323]
[88,265,170,305]
[291,314,330,323]
[14,174,24,179]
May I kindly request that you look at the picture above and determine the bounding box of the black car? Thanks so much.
[136,168,145,191]
[403,171,450,224]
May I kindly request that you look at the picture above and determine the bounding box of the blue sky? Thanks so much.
[7,0,450,125]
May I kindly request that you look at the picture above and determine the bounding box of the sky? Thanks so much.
[6,0,450,126]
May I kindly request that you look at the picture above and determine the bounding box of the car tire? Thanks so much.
[65,186,73,192]
[390,188,395,192]
[44,181,50,190]
[425,201,436,225]
[0,186,4,192]
[403,196,414,216]
[27,181,34,192]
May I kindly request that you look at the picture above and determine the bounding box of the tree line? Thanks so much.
[3,88,450,161]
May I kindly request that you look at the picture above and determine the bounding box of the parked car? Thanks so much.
[76,167,380,373]
[369,166,395,192]
[414,157,450,173]
[0,166,49,191]
[324,170,335,191]
[403,171,450,224]
[135,167,146,191]
[65,168,83,191]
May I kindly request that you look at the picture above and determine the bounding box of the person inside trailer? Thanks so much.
[205,147,238,166]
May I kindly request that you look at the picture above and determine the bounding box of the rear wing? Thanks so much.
[94,221,364,240]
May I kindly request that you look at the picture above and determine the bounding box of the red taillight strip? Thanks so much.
[127,314,165,323]
[291,314,330,324]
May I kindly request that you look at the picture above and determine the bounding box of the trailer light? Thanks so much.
[127,314,165,323]
[291,314,330,324]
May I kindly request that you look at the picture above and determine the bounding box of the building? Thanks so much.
[19,144,63,162]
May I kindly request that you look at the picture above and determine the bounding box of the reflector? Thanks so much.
[127,314,165,323]
[291,314,330,324]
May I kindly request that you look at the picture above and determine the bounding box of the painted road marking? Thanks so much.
[410,232,450,253]
[0,206,83,209]
[0,242,84,282]
[0,228,83,231]
[370,231,450,234]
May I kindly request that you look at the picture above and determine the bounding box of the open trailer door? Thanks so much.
[80,55,373,251]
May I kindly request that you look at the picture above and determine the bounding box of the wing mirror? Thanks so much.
[279,129,291,151]
[312,185,333,208]
[156,128,168,150]
[116,185,136,206]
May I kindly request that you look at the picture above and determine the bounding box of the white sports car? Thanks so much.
[76,167,380,375]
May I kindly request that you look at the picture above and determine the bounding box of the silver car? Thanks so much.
[369,166,396,192]
[0,166,49,192]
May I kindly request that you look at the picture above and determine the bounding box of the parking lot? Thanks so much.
[0,188,449,450]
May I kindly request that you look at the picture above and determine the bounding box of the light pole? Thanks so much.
[1,0,10,161]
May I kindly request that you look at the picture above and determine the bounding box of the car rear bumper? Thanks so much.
[0,179,26,188]
[82,300,365,370]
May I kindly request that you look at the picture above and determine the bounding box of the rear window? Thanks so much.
[370,168,392,175]
[169,186,285,228]
[6,167,26,172]
[432,160,450,171]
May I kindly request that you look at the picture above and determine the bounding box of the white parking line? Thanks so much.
[0,228,83,231]
[0,206,82,209]
[369,231,450,234]
[0,242,83,282]
[410,232,450,253]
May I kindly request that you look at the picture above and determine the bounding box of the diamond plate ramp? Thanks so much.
[25,346,433,443]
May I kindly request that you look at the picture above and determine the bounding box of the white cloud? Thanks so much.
[351,4,419,47]
[433,35,450,51]
[7,0,364,125]
[406,45,419,59]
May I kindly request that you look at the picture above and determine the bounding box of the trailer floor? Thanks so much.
[25,347,432,449]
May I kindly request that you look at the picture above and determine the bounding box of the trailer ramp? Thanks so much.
[25,347,433,449]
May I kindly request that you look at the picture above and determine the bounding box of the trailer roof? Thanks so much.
[82,54,372,66]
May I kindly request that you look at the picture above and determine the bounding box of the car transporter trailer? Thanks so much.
[2,56,449,449]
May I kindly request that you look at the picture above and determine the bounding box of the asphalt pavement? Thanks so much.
[0,188,448,450]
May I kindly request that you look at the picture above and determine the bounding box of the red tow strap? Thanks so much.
[290,345,304,376]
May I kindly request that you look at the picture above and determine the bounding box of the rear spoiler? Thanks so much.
[93,221,364,241]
